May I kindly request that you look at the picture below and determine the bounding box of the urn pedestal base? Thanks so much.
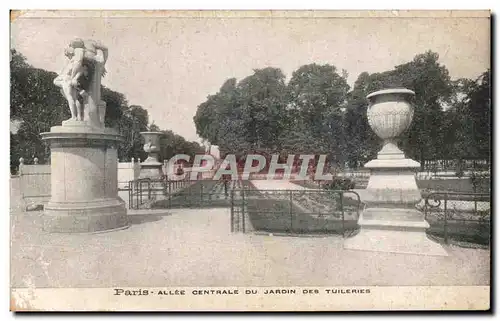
[41,123,129,233]
[343,222,448,256]
[343,159,448,256]
[344,206,448,256]
[139,160,164,179]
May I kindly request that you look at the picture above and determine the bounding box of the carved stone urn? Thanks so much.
[366,88,415,160]
[344,88,447,256]
[139,131,164,178]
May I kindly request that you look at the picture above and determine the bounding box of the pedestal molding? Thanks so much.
[364,158,421,169]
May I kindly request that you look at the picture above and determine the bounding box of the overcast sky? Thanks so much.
[11,11,490,143]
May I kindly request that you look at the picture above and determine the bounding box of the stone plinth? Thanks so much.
[139,162,164,179]
[41,122,129,233]
[343,88,447,256]
[344,160,447,256]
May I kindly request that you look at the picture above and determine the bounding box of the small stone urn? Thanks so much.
[139,131,164,178]
[344,88,447,256]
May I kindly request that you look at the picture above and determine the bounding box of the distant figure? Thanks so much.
[222,173,231,198]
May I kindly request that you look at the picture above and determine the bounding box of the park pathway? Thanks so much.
[10,207,490,288]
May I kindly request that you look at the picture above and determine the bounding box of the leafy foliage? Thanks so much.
[194,69,289,158]
[284,64,350,164]
[10,50,69,167]
[158,129,205,163]
[194,64,351,165]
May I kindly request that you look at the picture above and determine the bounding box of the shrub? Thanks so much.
[323,177,355,190]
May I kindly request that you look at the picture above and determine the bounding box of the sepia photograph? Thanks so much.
[9,9,491,311]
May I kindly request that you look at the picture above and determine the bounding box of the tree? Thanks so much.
[194,69,289,158]
[102,86,127,128]
[465,70,490,160]
[158,129,204,163]
[448,71,490,160]
[441,78,476,159]
[116,105,149,161]
[283,63,350,164]
[10,50,70,166]
[194,64,350,165]
[392,51,453,163]
[237,68,288,152]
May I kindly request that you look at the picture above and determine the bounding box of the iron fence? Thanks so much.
[127,178,253,209]
[423,192,491,245]
[128,177,192,209]
[231,189,362,236]
[335,160,491,179]
[422,159,490,173]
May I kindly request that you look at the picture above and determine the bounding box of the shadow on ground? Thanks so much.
[127,213,172,225]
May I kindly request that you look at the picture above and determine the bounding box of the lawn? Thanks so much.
[424,204,490,246]
[242,189,361,235]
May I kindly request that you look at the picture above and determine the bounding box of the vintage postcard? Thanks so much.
[9,10,491,311]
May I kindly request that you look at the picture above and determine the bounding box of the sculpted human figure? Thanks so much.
[144,141,153,153]
[82,39,108,68]
[53,38,108,123]
[53,42,86,121]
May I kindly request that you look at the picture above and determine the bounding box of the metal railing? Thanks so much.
[422,159,490,173]
[128,177,192,209]
[423,192,490,245]
[231,189,362,236]
[128,178,154,209]
[127,178,253,210]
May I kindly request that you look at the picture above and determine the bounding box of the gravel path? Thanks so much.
[10,178,490,288]
[11,208,489,288]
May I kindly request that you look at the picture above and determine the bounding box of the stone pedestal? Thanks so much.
[41,122,129,233]
[344,160,447,256]
[139,131,164,179]
[139,161,164,179]
[343,89,447,256]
